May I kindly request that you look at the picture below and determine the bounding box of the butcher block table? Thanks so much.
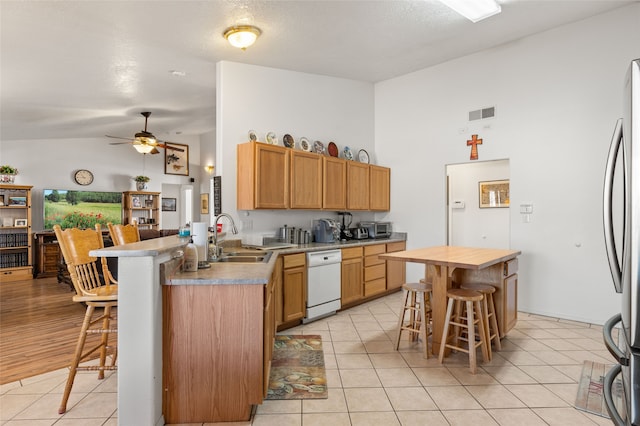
[380,245,521,356]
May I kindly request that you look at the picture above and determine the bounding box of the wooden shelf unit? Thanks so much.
[122,191,160,229]
[0,184,33,282]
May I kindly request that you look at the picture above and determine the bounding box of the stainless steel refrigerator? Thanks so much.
[603,58,640,426]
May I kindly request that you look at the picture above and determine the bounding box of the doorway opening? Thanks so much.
[446,159,510,248]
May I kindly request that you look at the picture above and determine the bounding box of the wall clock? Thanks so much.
[74,169,94,186]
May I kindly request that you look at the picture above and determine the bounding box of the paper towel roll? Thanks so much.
[192,222,208,261]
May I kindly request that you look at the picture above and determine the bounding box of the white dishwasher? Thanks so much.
[305,249,342,323]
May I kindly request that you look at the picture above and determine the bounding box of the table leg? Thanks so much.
[428,264,453,356]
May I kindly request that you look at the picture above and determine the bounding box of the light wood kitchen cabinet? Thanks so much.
[0,184,33,283]
[282,253,306,322]
[122,191,160,229]
[263,268,277,397]
[369,165,390,211]
[163,282,267,423]
[237,141,289,210]
[274,256,284,326]
[290,151,323,209]
[346,161,370,210]
[323,156,347,210]
[363,244,386,297]
[341,246,363,305]
[385,241,406,290]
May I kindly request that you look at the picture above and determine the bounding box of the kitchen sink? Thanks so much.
[212,251,272,263]
[224,250,268,257]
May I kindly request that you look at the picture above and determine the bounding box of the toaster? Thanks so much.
[349,227,369,240]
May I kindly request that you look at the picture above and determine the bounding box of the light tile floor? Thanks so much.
[0,291,616,425]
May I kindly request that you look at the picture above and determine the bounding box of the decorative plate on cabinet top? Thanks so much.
[248,130,258,142]
[299,137,311,151]
[357,149,370,164]
[343,146,354,161]
[283,133,294,148]
[327,141,339,157]
[313,140,325,155]
[266,132,278,145]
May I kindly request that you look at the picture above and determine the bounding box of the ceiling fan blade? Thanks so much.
[109,142,133,146]
[156,142,185,152]
[105,134,133,141]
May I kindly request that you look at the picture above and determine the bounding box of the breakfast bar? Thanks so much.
[380,245,521,355]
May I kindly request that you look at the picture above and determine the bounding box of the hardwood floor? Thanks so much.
[0,276,111,384]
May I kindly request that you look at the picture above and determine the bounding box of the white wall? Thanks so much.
[1,136,201,231]
[216,61,377,242]
[448,159,510,248]
[375,4,640,324]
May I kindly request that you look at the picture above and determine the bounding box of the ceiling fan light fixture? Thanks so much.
[133,143,155,154]
[224,25,261,50]
[439,0,501,23]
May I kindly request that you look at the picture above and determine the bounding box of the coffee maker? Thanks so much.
[313,219,340,243]
[337,212,353,240]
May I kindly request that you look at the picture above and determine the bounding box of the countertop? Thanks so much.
[166,233,407,286]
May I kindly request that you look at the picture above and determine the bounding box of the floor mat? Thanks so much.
[575,360,624,418]
[265,335,328,400]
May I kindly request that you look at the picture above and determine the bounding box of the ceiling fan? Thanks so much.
[106,111,184,155]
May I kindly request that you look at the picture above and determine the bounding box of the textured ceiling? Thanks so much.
[0,0,633,142]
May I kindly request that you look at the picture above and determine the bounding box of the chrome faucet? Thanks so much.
[209,213,239,261]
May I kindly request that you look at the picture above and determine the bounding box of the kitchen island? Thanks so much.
[91,234,407,425]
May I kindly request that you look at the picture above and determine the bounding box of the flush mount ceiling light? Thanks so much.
[439,0,501,23]
[223,25,261,50]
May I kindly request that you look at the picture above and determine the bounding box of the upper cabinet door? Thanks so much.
[369,165,390,211]
[346,162,370,210]
[237,142,289,210]
[290,151,323,209]
[323,156,346,210]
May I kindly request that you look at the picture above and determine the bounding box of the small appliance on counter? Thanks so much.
[359,221,392,239]
[349,227,369,240]
[337,212,353,240]
[313,219,340,243]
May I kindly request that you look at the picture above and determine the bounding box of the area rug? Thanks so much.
[265,335,328,400]
[575,360,624,418]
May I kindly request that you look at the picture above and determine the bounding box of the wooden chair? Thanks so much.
[107,222,140,245]
[460,283,502,360]
[53,224,118,414]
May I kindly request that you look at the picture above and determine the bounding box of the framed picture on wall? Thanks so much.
[200,193,209,215]
[164,143,189,176]
[162,197,177,212]
[479,180,510,208]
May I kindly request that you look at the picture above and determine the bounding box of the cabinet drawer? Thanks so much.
[364,278,386,297]
[364,263,385,281]
[341,246,363,260]
[283,253,305,269]
[364,255,385,267]
[0,267,32,283]
[363,244,385,257]
[504,258,518,276]
[386,241,405,253]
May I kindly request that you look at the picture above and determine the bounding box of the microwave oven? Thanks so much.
[360,221,392,239]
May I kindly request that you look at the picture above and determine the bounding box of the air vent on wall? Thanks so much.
[469,106,496,121]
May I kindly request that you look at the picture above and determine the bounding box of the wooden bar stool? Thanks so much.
[395,282,432,358]
[54,224,118,414]
[438,288,489,374]
[460,283,501,360]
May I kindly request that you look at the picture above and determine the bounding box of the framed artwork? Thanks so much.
[132,196,141,208]
[165,142,189,176]
[479,180,510,208]
[0,194,4,206]
[162,197,176,212]
[8,196,26,206]
[14,218,27,226]
[200,193,209,215]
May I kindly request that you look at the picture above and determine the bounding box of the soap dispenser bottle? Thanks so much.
[183,237,199,272]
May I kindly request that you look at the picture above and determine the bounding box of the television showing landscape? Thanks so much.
[43,189,122,230]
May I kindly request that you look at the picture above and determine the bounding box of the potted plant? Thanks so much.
[133,175,150,191]
[0,165,18,184]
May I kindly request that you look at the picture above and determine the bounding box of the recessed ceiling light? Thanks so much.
[169,70,186,77]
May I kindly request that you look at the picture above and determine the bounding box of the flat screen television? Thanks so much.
[43,189,122,230]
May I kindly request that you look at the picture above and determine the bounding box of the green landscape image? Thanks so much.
[44,190,122,230]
